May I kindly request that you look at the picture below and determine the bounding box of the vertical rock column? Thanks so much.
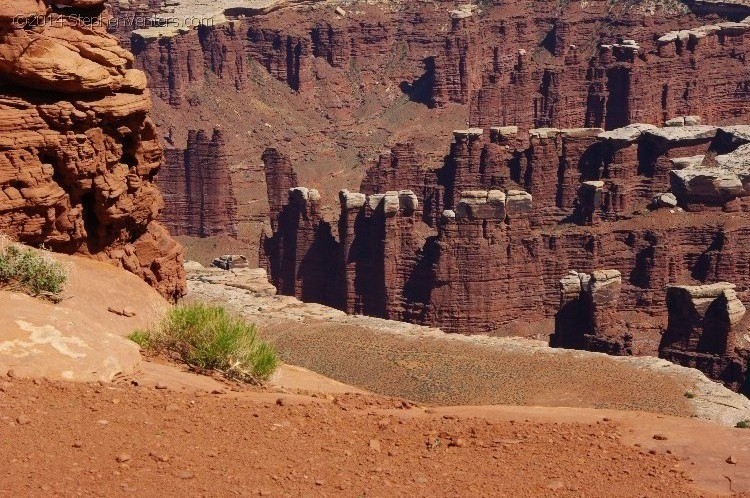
[427,189,543,333]
[552,270,630,355]
[263,187,339,305]
[444,128,486,209]
[338,189,368,314]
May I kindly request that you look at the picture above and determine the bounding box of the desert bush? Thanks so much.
[737,420,750,429]
[0,243,67,296]
[130,303,278,383]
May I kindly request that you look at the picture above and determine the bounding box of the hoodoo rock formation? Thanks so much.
[660,282,750,393]
[0,0,185,300]
[262,119,750,391]
[552,270,631,355]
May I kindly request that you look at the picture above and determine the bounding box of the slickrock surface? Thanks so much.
[0,250,170,382]
[187,267,750,427]
[0,0,185,300]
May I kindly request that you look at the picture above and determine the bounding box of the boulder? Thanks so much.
[212,254,249,271]
[651,193,678,209]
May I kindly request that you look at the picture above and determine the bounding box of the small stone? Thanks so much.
[449,438,467,448]
[72,441,83,448]
[275,397,286,407]
[107,307,137,318]
[155,382,168,390]
[177,471,194,479]
[7,369,16,379]
[315,479,325,486]
[653,434,668,441]
[727,456,737,465]
[116,454,131,463]
[211,389,226,395]
[16,415,31,425]
[369,439,381,452]
[546,481,564,491]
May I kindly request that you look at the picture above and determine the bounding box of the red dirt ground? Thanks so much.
[0,376,716,497]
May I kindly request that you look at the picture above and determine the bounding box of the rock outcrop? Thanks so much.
[0,0,185,300]
[552,270,631,355]
[660,283,749,393]
[0,249,170,382]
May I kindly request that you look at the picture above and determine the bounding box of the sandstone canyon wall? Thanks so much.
[111,0,750,250]
[0,0,185,300]
[101,0,750,392]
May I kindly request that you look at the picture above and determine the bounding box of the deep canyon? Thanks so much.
[8,0,750,394]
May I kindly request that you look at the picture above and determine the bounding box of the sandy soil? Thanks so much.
[0,376,709,498]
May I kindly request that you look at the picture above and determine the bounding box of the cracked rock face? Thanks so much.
[0,1,185,300]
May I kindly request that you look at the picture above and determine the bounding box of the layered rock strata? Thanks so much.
[105,0,750,255]
[160,128,238,237]
[0,0,185,300]
[122,1,750,129]
[262,120,750,376]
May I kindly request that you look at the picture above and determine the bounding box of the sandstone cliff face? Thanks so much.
[0,0,185,300]
[160,128,238,238]
[110,0,750,255]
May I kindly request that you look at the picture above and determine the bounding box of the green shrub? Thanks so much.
[736,420,750,429]
[128,330,152,349]
[132,303,278,383]
[0,243,67,296]
[684,391,696,399]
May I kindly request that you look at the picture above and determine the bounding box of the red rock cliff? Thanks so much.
[0,0,185,300]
